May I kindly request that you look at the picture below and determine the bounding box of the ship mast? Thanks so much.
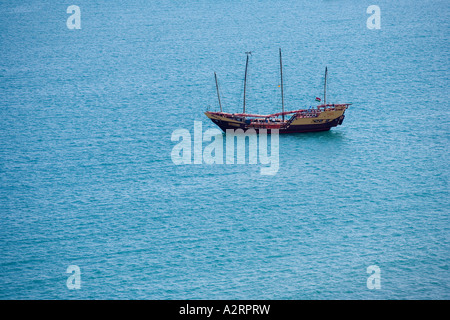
[279,48,285,121]
[324,66,328,106]
[214,72,222,112]
[243,51,251,114]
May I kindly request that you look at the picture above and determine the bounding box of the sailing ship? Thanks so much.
[205,49,351,133]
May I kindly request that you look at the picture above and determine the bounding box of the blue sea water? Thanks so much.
[0,0,449,299]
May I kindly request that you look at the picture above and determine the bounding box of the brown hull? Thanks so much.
[211,115,344,134]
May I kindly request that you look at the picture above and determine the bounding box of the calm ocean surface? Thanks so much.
[0,0,449,299]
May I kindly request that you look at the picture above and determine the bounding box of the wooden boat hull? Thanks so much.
[208,116,343,133]
[205,107,347,134]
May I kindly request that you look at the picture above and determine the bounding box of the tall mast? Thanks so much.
[214,72,222,112]
[324,66,328,106]
[243,51,251,114]
[279,48,285,121]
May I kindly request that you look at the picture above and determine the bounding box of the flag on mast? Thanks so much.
[315,97,321,102]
